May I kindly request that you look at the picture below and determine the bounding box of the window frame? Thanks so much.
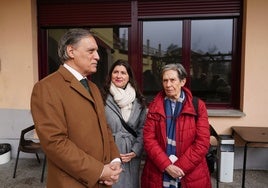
[37,0,243,109]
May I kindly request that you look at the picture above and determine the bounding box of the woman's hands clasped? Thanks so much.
[165,164,185,179]
[120,152,136,163]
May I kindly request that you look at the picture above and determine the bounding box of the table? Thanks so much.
[232,126,268,188]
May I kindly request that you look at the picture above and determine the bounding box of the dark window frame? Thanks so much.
[37,0,243,109]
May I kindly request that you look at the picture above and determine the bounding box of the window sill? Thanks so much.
[208,109,245,117]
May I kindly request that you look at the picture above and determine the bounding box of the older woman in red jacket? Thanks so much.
[141,63,211,188]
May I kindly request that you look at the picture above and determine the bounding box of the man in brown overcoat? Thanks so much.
[31,28,122,188]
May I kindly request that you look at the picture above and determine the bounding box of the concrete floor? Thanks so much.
[0,158,267,188]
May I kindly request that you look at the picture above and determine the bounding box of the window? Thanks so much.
[191,19,233,104]
[142,19,238,107]
[38,0,242,109]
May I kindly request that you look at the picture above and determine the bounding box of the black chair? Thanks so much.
[13,125,46,182]
[208,124,219,188]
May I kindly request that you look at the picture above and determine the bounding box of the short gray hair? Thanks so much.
[161,63,187,80]
[58,28,94,63]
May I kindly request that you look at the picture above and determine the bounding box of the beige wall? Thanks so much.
[243,0,268,122]
[0,0,268,134]
[0,0,38,110]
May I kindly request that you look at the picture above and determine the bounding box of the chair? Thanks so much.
[208,124,219,188]
[13,125,46,182]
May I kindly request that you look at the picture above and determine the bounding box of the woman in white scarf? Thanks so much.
[109,82,136,122]
[102,60,147,188]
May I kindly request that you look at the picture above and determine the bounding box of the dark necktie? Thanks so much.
[80,78,90,93]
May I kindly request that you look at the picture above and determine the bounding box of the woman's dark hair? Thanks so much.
[102,59,146,108]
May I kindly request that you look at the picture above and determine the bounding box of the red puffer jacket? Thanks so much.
[141,87,211,188]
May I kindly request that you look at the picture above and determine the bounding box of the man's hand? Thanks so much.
[99,162,122,185]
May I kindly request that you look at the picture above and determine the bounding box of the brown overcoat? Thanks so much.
[31,65,120,188]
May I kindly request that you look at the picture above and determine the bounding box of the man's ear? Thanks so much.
[67,45,75,58]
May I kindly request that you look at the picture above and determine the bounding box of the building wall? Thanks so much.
[0,0,267,168]
[0,0,38,157]
[210,0,268,169]
[209,0,268,134]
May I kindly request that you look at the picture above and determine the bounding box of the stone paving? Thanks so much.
[0,158,267,188]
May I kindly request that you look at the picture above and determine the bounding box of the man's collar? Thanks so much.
[63,63,84,80]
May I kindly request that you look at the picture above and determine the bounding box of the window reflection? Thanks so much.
[142,21,182,103]
[190,20,233,103]
[47,20,234,105]
[142,19,233,104]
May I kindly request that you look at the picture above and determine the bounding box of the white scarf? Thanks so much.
[109,82,136,122]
